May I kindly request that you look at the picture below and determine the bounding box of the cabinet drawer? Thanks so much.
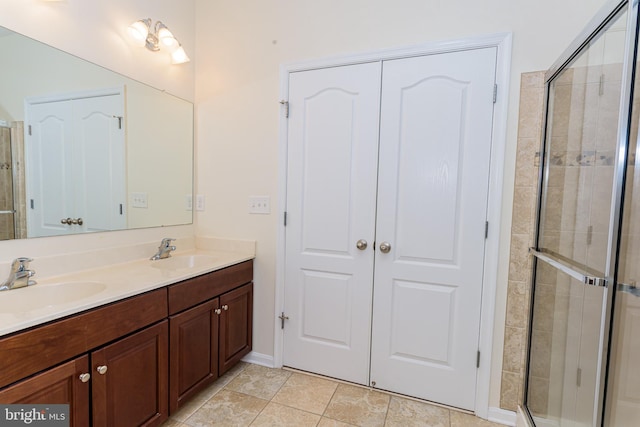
[0,288,167,389]
[168,261,253,315]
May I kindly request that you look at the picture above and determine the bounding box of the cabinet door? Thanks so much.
[219,283,253,374]
[0,355,90,427]
[169,298,219,413]
[92,321,168,427]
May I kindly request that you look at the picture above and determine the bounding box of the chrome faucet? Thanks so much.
[0,257,36,291]
[150,238,176,260]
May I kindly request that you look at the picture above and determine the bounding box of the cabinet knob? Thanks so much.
[96,365,108,375]
[214,308,222,315]
[79,373,91,383]
[222,304,229,311]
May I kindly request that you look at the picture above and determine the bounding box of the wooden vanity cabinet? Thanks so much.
[169,299,220,413]
[0,355,91,427]
[168,260,253,413]
[92,320,168,427]
[219,283,253,375]
[0,259,254,424]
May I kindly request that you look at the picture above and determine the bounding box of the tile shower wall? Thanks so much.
[11,122,26,239]
[0,127,15,240]
[501,71,545,411]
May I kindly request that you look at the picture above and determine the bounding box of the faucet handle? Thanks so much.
[11,257,33,272]
[161,238,176,247]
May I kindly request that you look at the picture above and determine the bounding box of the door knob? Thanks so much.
[96,365,108,375]
[61,218,72,225]
[356,239,368,250]
[379,242,391,253]
[71,218,84,225]
[79,373,91,383]
[222,305,229,311]
[215,308,222,315]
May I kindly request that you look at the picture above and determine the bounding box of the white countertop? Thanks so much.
[0,247,254,338]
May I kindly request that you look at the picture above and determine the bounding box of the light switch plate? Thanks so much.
[131,192,148,208]
[249,196,270,214]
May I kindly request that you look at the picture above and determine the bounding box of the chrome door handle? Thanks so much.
[356,239,368,250]
[379,242,391,253]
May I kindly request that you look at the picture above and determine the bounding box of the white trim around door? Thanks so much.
[274,32,512,419]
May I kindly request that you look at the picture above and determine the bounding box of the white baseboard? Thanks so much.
[242,351,275,368]
[488,407,517,426]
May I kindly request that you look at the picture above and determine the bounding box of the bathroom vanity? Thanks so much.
[0,255,253,427]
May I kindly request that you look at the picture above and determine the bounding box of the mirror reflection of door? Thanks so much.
[25,89,126,237]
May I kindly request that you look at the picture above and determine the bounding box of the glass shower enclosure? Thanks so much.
[524,0,640,425]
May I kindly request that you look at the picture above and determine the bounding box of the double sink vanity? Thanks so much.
[0,237,255,427]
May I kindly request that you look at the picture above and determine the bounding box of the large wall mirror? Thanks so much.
[0,26,193,240]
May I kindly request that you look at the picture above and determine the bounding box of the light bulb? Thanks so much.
[128,19,150,47]
[157,23,179,52]
[171,46,190,64]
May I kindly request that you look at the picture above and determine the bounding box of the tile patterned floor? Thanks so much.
[162,363,505,427]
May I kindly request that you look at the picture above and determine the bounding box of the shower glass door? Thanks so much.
[605,28,640,425]
[525,3,632,426]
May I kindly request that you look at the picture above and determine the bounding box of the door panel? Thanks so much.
[74,95,126,233]
[371,48,497,410]
[27,101,74,236]
[283,62,382,385]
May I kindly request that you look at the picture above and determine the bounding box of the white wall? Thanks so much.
[194,0,611,409]
[0,0,195,265]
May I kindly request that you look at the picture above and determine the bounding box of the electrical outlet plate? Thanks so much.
[196,194,205,211]
[249,196,270,214]
[185,195,193,211]
[131,192,148,208]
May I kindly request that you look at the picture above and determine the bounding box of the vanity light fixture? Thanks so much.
[127,18,190,64]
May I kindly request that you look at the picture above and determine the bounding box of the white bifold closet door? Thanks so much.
[283,47,497,410]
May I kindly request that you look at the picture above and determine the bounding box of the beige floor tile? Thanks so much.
[384,396,450,427]
[225,364,292,400]
[450,410,505,427]
[184,389,268,427]
[272,372,338,414]
[324,384,390,427]
[250,402,321,426]
[171,362,249,422]
[317,417,358,426]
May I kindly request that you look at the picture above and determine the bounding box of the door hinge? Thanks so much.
[119,204,123,215]
[280,100,289,118]
[284,211,288,226]
[30,199,34,209]
[476,351,481,368]
[493,84,498,104]
[113,115,123,129]
[577,367,582,387]
[485,221,489,239]
[28,125,32,136]
[587,225,593,245]
[278,312,289,329]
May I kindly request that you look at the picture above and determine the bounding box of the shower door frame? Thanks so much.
[523,0,640,425]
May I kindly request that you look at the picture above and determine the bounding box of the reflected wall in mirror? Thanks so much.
[0,26,193,239]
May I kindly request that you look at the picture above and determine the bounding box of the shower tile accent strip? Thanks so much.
[500,71,545,411]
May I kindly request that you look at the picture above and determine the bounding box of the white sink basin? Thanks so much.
[150,255,216,271]
[0,281,107,312]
